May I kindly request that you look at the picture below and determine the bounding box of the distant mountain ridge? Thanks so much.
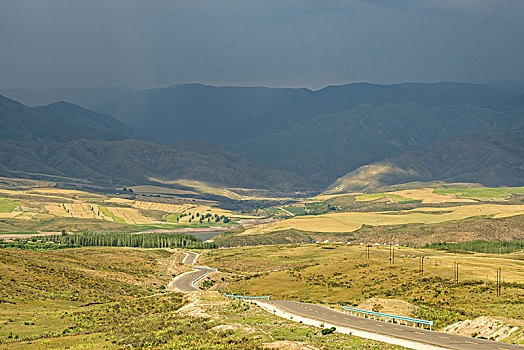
[1,81,512,143]
[0,95,124,142]
[1,79,523,194]
[35,101,143,140]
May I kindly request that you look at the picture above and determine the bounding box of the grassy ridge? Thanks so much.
[0,247,171,304]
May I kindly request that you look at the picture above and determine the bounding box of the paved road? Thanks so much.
[169,252,215,292]
[176,252,522,349]
[182,251,199,265]
[263,300,522,350]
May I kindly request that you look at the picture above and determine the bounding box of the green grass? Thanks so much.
[0,198,19,213]
[165,213,180,222]
[281,205,307,215]
[99,206,126,223]
[434,187,524,199]
[78,197,105,202]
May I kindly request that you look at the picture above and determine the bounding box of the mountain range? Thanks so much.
[0,81,523,195]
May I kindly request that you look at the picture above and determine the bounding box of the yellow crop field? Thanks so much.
[388,188,476,203]
[131,201,194,213]
[107,207,155,224]
[0,212,21,219]
[45,203,110,220]
[269,204,524,233]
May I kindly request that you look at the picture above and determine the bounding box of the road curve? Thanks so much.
[261,300,523,350]
[168,252,215,292]
[176,252,522,350]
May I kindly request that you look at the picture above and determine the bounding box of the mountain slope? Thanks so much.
[0,95,124,141]
[1,82,511,143]
[36,101,142,140]
[487,81,524,94]
[0,138,312,191]
[236,103,524,187]
[0,95,311,191]
[326,130,524,193]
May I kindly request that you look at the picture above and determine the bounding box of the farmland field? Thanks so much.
[0,179,238,233]
[267,204,524,233]
[434,187,524,199]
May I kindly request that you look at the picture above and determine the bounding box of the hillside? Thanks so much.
[0,95,311,192]
[2,90,523,193]
[1,82,511,143]
[0,138,312,191]
[0,95,123,142]
[36,101,143,140]
[237,103,524,187]
[327,129,524,193]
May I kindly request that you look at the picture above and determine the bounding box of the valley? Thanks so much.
[1,81,523,349]
[2,2,524,348]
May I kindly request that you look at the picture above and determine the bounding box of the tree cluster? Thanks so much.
[43,232,216,249]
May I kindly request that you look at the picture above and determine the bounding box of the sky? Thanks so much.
[1,0,523,90]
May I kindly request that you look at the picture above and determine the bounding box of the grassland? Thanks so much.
[0,247,180,344]
[0,199,19,213]
[165,213,180,222]
[201,244,524,333]
[0,246,405,349]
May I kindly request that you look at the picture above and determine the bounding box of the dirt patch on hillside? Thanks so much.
[175,291,228,319]
[357,298,418,318]
[211,323,256,333]
[443,316,524,343]
[161,248,192,277]
[264,340,318,349]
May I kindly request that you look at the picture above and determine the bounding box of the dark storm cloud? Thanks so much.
[0,0,523,89]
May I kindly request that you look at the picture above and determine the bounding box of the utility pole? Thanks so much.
[453,262,459,284]
[366,244,371,259]
[420,256,425,275]
[496,268,501,296]
[389,244,392,265]
[392,245,395,264]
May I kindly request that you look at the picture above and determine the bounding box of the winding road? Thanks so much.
[167,252,216,292]
[172,251,523,350]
